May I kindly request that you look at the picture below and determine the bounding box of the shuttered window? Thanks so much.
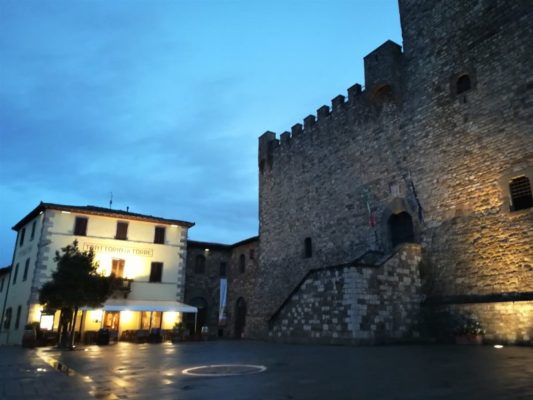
[111,259,125,278]
[115,221,128,240]
[150,262,163,282]
[74,217,88,236]
[154,226,165,244]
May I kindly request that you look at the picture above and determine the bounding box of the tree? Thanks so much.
[39,240,117,348]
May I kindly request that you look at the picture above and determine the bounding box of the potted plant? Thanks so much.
[454,314,485,344]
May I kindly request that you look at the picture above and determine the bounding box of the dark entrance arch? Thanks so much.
[184,297,208,335]
[388,211,415,247]
[234,298,247,339]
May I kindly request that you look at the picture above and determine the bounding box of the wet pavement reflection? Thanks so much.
[1,341,532,399]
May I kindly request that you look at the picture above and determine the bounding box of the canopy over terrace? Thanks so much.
[100,300,197,313]
[80,300,199,336]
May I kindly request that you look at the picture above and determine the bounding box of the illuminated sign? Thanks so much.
[82,243,153,258]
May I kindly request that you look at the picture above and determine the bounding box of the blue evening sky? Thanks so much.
[0,0,401,266]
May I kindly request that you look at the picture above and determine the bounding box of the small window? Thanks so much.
[30,221,37,241]
[15,305,22,330]
[154,226,165,244]
[3,307,12,329]
[150,262,163,282]
[12,263,19,285]
[22,258,30,282]
[19,228,26,247]
[115,221,128,240]
[249,249,255,260]
[239,254,246,273]
[74,217,88,236]
[195,255,206,274]
[220,262,227,277]
[304,237,313,258]
[111,259,125,278]
[456,74,471,94]
[0,277,4,292]
[510,176,533,211]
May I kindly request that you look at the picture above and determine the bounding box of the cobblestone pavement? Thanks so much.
[1,341,532,400]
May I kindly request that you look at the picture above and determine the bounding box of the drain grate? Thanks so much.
[182,364,266,377]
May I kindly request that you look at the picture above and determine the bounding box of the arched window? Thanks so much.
[304,237,313,258]
[456,74,471,94]
[239,254,246,273]
[195,254,206,274]
[509,176,533,211]
[388,212,415,247]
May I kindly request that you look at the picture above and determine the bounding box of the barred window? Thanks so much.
[509,176,533,211]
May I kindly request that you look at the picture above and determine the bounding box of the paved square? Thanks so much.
[1,341,532,399]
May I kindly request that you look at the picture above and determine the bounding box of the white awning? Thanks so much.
[84,300,197,313]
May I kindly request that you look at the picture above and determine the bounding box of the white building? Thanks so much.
[0,202,197,345]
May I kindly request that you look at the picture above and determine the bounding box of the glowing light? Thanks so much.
[36,368,47,372]
[61,210,71,214]
[163,312,178,325]
[171,224,178,228]
[494,344,504,349]
[40,315,54,331]
[121,310,133,323]
[91,309,103,323]
[205,248,210,252]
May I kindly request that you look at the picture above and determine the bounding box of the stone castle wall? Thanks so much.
[269,244,422,344]
[251,0,533,338]
[184,238,258,338]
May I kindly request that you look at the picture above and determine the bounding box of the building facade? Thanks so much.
[0,203,195,345]
[252,0,533,344]
[184,237,258,339]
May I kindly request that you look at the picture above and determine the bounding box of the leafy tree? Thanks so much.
[39,240,117,348]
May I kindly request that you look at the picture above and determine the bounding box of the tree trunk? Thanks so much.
[69,307,78,348]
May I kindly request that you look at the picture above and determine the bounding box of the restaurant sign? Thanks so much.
[82,242,153,258]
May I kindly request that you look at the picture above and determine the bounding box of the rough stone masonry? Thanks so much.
[250,0,533,344]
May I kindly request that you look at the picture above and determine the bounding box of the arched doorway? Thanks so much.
[234,298,246,339]
[388,211,415,247]
[184,297,208,335]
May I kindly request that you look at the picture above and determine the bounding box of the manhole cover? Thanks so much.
[182,364,266,377]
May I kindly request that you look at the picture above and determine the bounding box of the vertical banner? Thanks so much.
[218,278,227,325]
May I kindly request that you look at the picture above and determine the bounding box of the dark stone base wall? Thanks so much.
[428,301,533,346]
[269,245,422,344]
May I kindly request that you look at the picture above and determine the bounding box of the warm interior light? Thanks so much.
[91,309,103,323]
[163,312,178,325]
[40,315,54,331]
[121,310,133,323]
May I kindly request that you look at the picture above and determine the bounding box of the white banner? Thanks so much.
[218,278,227,324]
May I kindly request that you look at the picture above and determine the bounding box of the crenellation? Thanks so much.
[331,95,345,112]
[348,84,363,102]
[303,114,316,130]
[280,131,291,145]
[291,123,303,137]
[317,105,330,120]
